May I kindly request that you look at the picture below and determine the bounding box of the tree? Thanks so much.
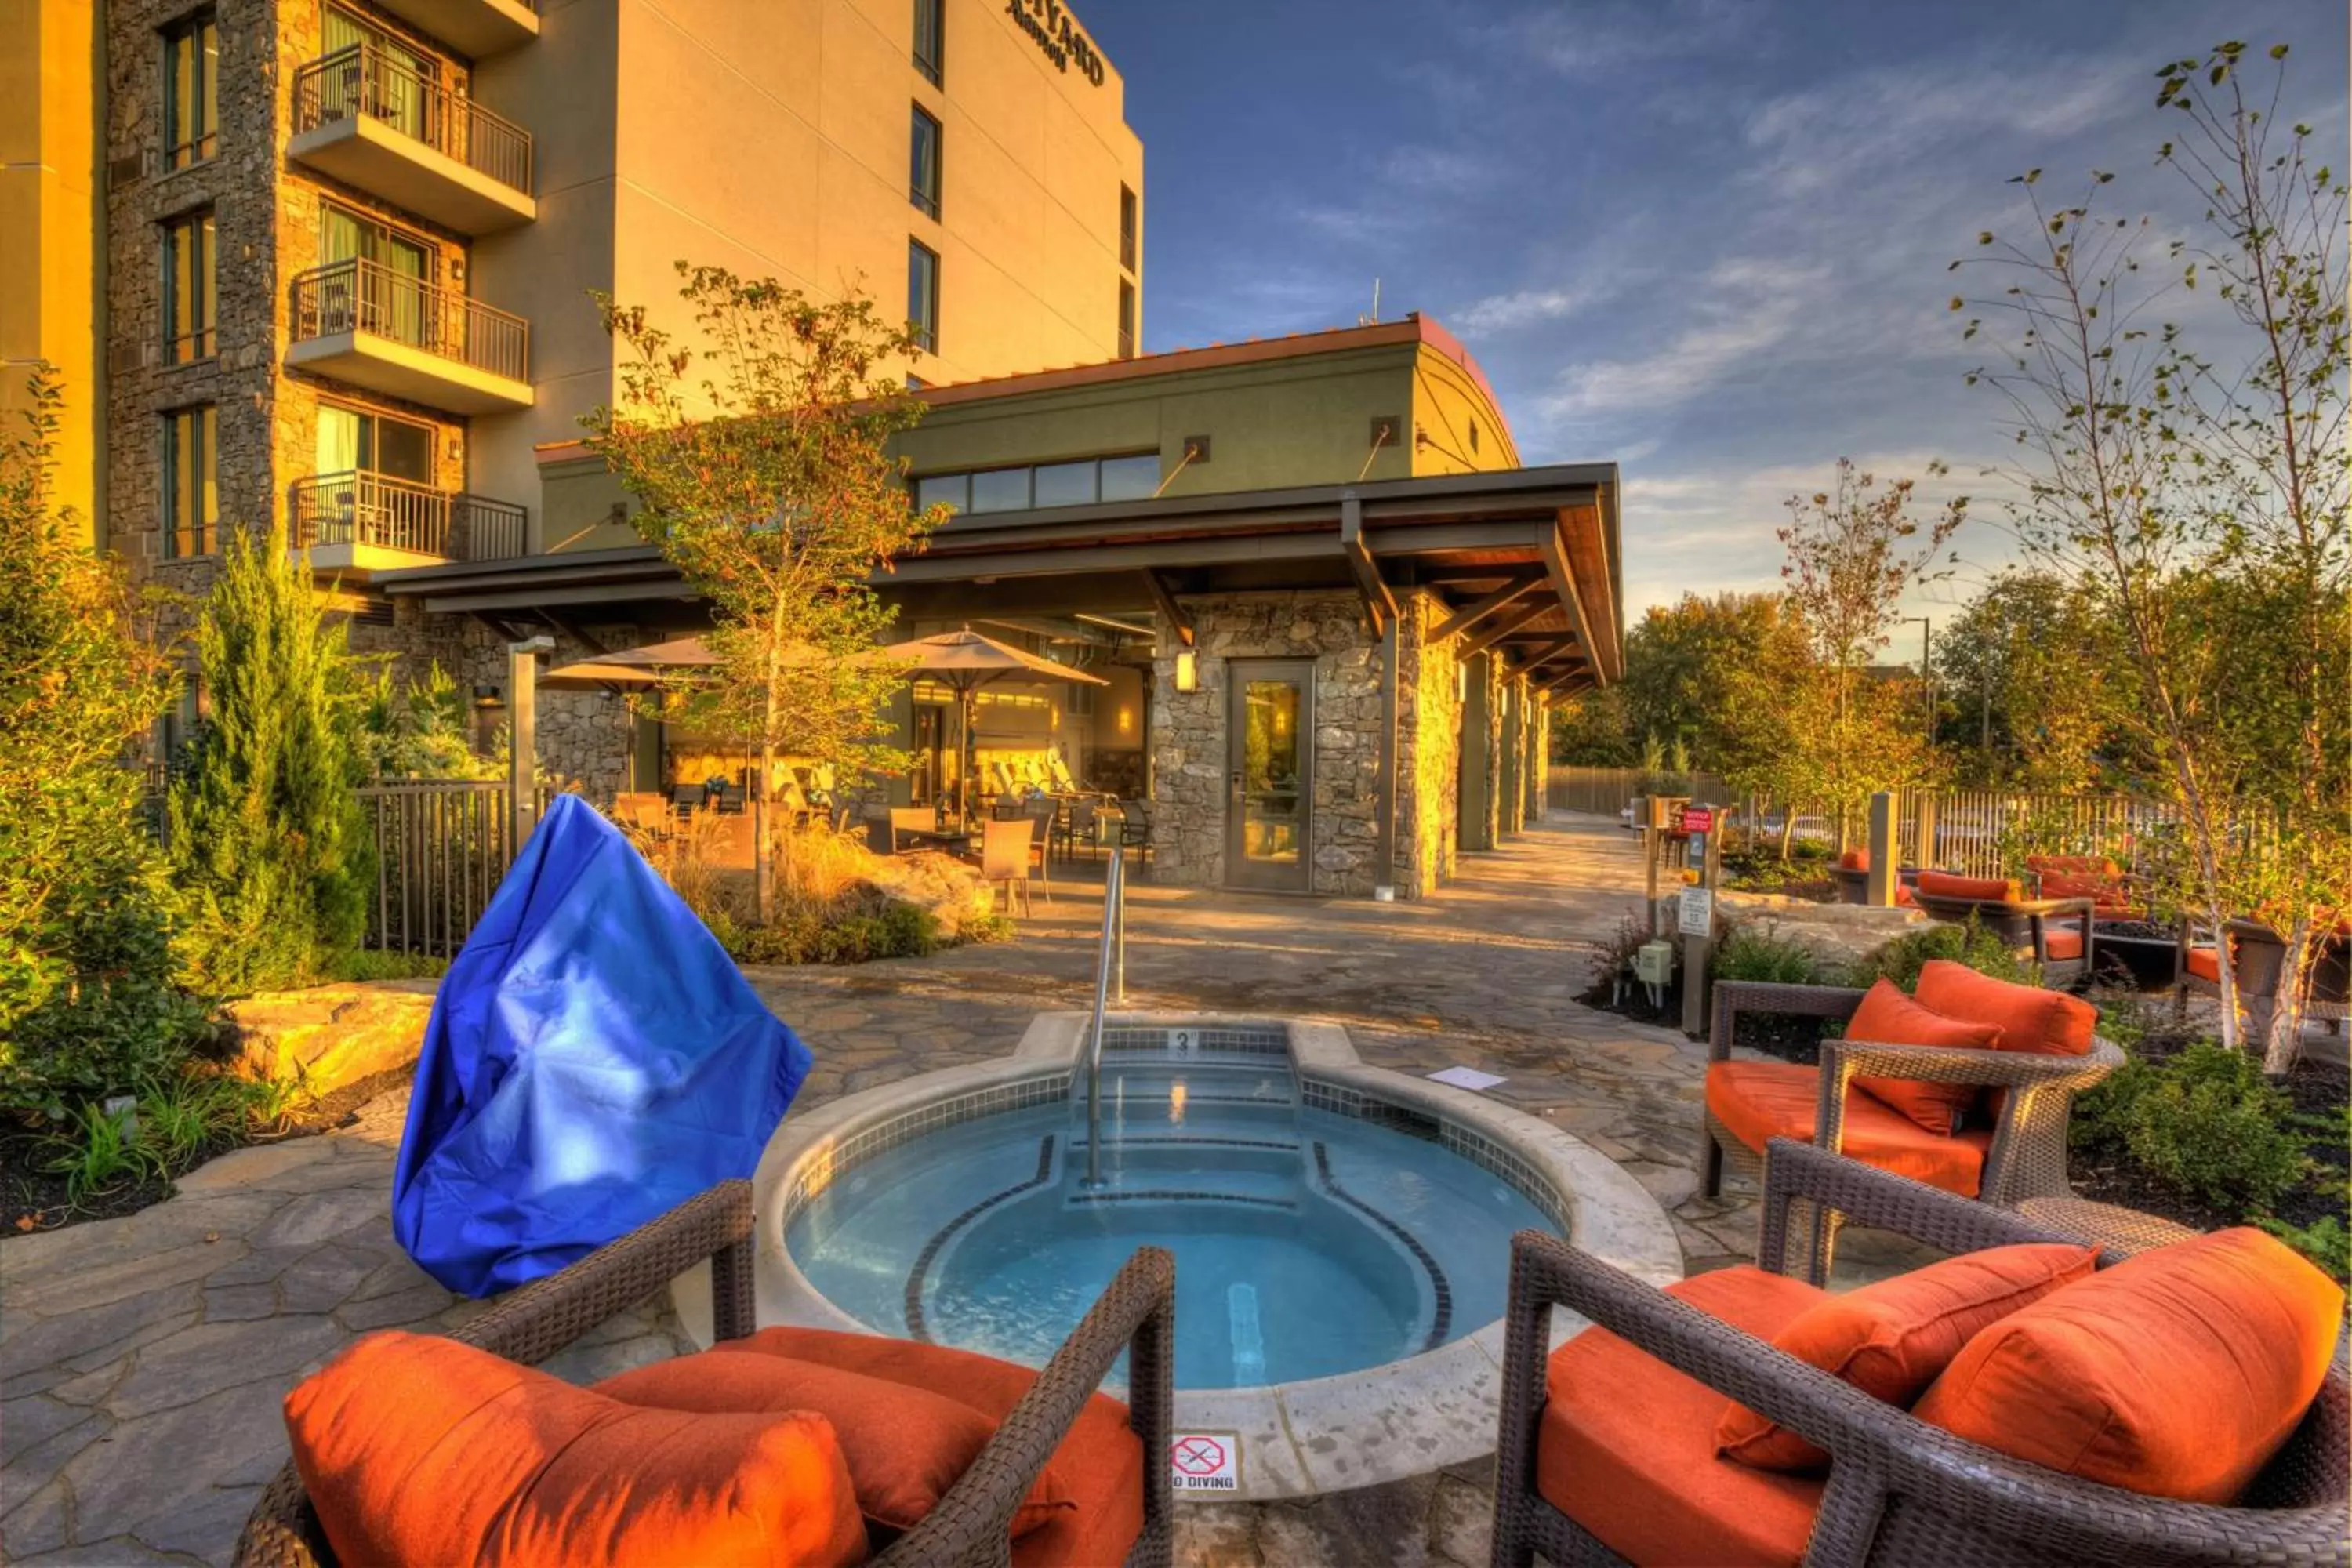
[1931,572,2132,789]
[1547,684,1637,765]
[169,521,375,996]
[359,662,500,781]
[1618,592,1788,770]
[1956,40,2349,1066]
[584,266,946,919]
[0,368,201,1113]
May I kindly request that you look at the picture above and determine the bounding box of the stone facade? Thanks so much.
[1396,590,1462,900]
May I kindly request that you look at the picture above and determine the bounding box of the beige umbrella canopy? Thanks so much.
[877,630,1108,827]
[543,636,722,687]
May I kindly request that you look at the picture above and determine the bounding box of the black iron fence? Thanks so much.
[361,780,546,955]
[290,470,529,561]
[292,40,534,194]
[292,256,529,384]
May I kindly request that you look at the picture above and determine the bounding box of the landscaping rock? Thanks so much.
[224,982,436,1096]
[857,849,992,936]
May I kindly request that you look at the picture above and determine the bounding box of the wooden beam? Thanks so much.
[1142,570,1195,648]
[1533,662,1590,696]
[1501,634,1581,673]
[1538,521,1601,688]
[1339,496,1397,637]
[537,608,616,658]
[1456,598,1548,660]
[1427,572,1544,644]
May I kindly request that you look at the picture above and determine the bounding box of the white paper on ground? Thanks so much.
[1425,1065,1507,1092]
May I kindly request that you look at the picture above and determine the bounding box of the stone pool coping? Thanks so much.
[672,1011,1682,1501]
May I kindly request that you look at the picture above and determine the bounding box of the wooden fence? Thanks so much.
[361,780,532,956]
[1545,766,1731,816]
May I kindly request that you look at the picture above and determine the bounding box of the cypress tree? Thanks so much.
[169,521,374,995]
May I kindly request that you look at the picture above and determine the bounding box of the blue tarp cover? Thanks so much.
[394,794,811,1297]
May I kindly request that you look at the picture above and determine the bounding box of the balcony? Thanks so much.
[366,0,537,59]
[292,471,529,576]
[288,258,532,413]
[289,43,534,234]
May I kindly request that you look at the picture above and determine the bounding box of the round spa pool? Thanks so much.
[783,1040,1557,1388]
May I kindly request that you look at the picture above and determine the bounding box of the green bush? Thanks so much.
[709,901,945,967]
[2073,1044,2310,1212]
[1855,919,2035,991]
[1714,924,1832,986]
[169,521,375,997]
[331,950,453,984]
[2262,1213,2351,1283]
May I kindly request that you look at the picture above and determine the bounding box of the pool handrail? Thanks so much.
[1083,844,1127,1188]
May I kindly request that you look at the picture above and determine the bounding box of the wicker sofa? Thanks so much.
[1704,978,2123,1280]
[1492,1139,2351,1567]
[1907,873,2097,986]
[234,1181,1176,1568]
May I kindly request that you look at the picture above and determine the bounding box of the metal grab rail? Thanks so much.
[293,40,534,194]
[292,256,530,384]
[1082,845,1128,1189]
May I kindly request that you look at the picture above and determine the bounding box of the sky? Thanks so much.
[1078,0,2350,630]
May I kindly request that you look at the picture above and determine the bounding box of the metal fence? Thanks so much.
[292,40,534,194]
[361,780,535,955]
[290,471,530,561]
[1897,788,2182,880]
[292,257,530,384]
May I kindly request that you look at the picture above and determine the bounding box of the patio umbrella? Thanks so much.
[543,636,720,687]
[877,629,1108,829]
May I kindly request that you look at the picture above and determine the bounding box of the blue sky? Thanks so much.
[1080,0,2350,622]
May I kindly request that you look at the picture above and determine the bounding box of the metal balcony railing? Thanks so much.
[293,41,533,195]
[292,257,529,384]
[292,470,529,561]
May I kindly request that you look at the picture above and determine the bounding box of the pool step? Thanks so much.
[1069,1132,1305,1180]
[1085,1058,1298,1114]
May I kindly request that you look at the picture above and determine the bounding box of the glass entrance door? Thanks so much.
[1225,660,1314,891]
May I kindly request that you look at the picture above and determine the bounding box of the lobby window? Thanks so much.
[910,104,942,219]
[162,405,218,558]
[162,210,216,363]
[912,452,1160,516]
[1118,280,1135,360]
[1119,184,1137,272]
[912,0,943,85]
[163,12,219,169]
[908,238,939,354]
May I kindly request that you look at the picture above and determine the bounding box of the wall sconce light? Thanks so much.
[1174,650,1199,693]
[1116,705,1134,735]
[472,684,503,706]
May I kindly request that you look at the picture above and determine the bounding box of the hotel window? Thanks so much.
[163,12,220,169]
[969,466,1029,514]
[162,405,218,558]
[908,238,939,354]
[319,203,436,346]
[1119,184,1138,272]
[317,404,434,482]
[912,0,943,85]
[323,6,440,143]
[162,210,216,363]
[1118,280,1136,360]
[910,104,942,220]
[913,452,1160,517]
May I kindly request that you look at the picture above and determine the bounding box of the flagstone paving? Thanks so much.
[0,815,1808,1566]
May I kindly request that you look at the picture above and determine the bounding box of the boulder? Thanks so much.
[857,849,993,935]
[225,981,437,1094]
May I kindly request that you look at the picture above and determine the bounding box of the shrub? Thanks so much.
[1714,923,1832,987]
[2073,1044,2310,1212]
[331,950,452,984]
[1855,919,2035,991]
[0,369,207,1118]
[2261,1213,2350,1283]
[169,521,375,996]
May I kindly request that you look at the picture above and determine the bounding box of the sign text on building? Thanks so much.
[1007,0,1106,85]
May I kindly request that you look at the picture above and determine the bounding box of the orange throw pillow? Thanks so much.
[1716,1243,2097,1472]
[1843,979,2003,1135]
[284,1331,867,1568]
[1915,1229,2346,1504]
[1916,870,2022,902]
[599,1348,1074,1539]
[1914,959,2096,1057]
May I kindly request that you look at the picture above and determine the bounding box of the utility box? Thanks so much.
[1635,941,1675,986]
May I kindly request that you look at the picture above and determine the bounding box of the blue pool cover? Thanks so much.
[393,794,812,1297]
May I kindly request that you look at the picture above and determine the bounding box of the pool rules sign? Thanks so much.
[1171,1432,1241,1494]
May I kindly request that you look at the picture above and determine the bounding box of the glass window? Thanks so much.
[907,238,939,354]
[163,211,215,363]
[1118,280,1135,360]
[909,104,942,220]
[1032,460,1098,509]
[968,467,1030,513]
[163,405,217,558]
[164,13,219,169]
[319,404,433,481]
[1098,453,1160,503]
[1120,184,1138,272]
[914,472,967,514]
[912,0,943,85]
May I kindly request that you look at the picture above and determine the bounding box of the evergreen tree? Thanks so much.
[169,520,374,995]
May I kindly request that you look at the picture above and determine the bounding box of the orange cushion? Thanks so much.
[1706,1059,1993,1195]
[739,1328,1141,1568]
[1716,1243,2098,1471]
[1845,978,2005,1136]
[1540,1265,1827,1566]
[2186,946,2223,983]
[598,1348,1072,1538]
[1917,869,2024,902]
[1915,960,2097,1057]
[2041,927,2085,961]
[283,1331,867,1568]
[1916,1229,2347,1504]
[1838,849,1869,871]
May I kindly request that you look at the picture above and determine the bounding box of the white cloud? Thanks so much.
[1538,262,1828,421]
[1455,286,1595,336]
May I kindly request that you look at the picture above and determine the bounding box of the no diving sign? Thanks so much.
[1171,1432,1240,1494]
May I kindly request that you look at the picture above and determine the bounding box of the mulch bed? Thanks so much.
[1577,973,1836,1061]
[2,1064,415,1237]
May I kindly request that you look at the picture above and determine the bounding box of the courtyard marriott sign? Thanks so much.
[1007,0,1105,85]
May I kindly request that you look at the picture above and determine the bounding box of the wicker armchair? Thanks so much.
[1705,981,2123,1279]
[1492,1139,2351,1568]
[234,1181,1177,1568]
[2180,916,2350,1037]
[1907,880,2097,986]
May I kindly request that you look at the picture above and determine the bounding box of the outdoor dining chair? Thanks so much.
[982,816,1042,916]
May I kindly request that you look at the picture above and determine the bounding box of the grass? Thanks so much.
[37,1067,315,1207]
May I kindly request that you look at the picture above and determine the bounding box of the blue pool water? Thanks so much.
[784,1049,1558,1388]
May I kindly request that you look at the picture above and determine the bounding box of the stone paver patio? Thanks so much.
[2,815,1798,1566]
